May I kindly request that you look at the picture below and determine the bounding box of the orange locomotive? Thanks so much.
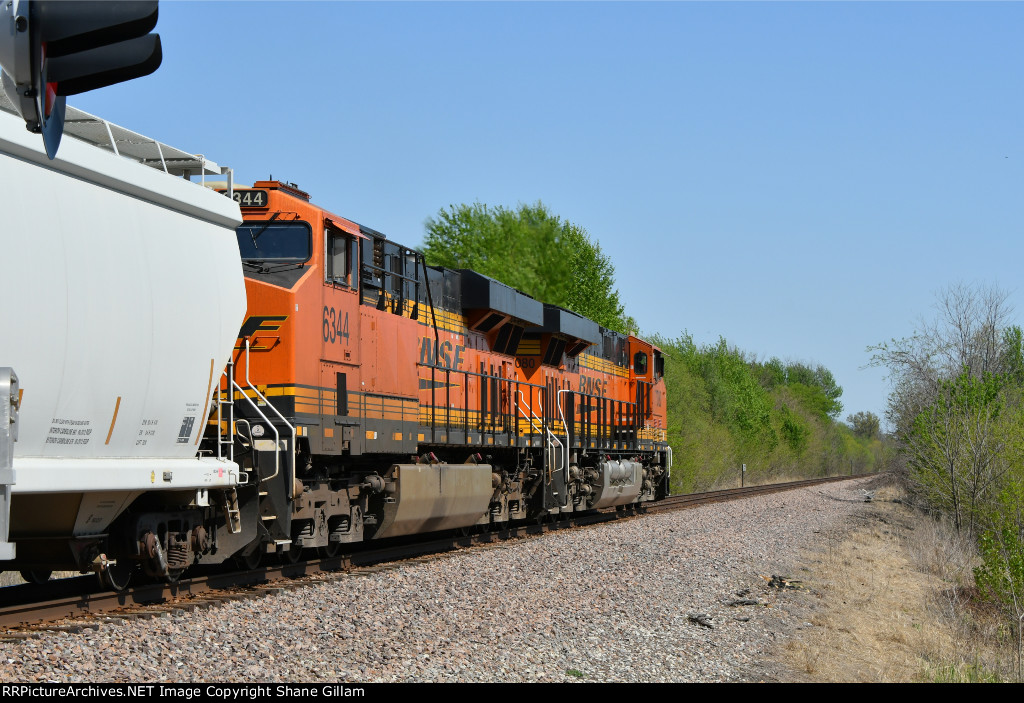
[212,180,671,564]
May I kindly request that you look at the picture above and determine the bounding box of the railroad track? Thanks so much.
[0,473,874,635]
[647,473,871,512]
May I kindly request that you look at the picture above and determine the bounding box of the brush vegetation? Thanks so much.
[871,282,1024,679]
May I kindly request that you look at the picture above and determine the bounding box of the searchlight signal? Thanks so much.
[0,0,162,158]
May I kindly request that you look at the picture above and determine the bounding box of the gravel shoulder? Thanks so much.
[0,478,876,683]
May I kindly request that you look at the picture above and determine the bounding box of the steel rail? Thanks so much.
[646,473,873,513]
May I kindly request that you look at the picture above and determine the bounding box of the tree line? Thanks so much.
[654,334,884,492]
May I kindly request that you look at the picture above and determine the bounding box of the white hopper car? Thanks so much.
[0,92,247,587]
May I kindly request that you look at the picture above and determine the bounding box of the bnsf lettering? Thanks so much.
[238,315,287,338]
[579,375,607,397]
[420,338,465,370]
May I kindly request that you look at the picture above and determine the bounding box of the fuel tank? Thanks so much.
[374,463,494,538]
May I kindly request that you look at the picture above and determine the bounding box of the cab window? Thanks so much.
[326,231,354,288]
[236,221,312,262]
[634,351,648,376]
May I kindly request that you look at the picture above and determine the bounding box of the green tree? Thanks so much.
[846,411,881,440]
[1001,326,1024,386]
[679,336,778,452]
[779,404,810,455]
[869,282,1014,439]
[758,357,786,390]
[562,222,626,332]
[423,202,628,332]
[785,363,843,419]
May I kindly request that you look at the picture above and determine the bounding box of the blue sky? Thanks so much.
[71,1,1024,428]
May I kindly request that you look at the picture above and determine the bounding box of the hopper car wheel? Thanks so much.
[19,570,51,584]
[234,543,262,571]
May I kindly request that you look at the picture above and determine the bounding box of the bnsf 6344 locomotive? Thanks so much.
[214,180,672,568]
[0,1,669,589]
[0,100,670,586]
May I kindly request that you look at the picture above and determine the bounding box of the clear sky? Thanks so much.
[70,1,1024,428]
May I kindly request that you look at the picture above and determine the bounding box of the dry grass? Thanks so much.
[781,480,1016,682]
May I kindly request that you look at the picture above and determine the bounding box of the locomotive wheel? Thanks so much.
[19,570,51,584]
[319,541,341,558]
[98,562,134,591]
[281,542,304,564]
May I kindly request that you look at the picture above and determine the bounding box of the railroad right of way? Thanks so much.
[0,476,878,682]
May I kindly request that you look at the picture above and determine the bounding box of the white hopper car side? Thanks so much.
[0,93,247,586]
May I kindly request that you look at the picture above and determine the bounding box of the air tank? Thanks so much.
[589,459,644,509]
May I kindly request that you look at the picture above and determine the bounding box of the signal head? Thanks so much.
[0,0,162,158]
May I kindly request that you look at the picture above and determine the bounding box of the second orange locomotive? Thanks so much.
[212,180,671,564]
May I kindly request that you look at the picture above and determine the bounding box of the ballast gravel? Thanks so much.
[0,479,874,683]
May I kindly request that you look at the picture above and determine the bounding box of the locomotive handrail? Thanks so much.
[514,390,547,442]
[230,378,280,483]
[242,340,297,494]
[417,254,441,443]
[555,388,573,482]
[516,390,569,507]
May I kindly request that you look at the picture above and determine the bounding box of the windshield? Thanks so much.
[236,221,312,262]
